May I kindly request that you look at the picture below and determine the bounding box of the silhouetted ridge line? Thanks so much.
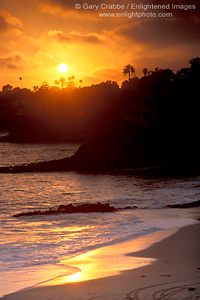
[0,57,200,174]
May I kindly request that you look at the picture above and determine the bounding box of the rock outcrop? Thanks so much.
[13,202,138,217]
[166,200,200,208]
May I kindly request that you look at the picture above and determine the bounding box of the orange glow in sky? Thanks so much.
[0,0,199,89]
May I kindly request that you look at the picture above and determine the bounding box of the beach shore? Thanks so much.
[3,208,200,300]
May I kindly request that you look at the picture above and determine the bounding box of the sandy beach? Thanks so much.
[3,207,200,300]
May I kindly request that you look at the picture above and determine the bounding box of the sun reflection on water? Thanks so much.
[38,233,159,287]
[66,271,82,282]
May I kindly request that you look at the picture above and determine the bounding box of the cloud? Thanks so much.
[39,0,128,10]
[0,10,23,33]
[115,19,200,49]
[38,0,126,19]
[38,0,99,12]
[48,30,102,44]
[0,52,27,69]
[83,66,122,85]
[0,16,7,32]
[38,0,77,17]
[38,0,200,49]
[38,0,200,16]
[110,0,200,49]
[33,50,57,67]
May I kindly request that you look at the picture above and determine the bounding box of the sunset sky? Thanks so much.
[0,0,199,89]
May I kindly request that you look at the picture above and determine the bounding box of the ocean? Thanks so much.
[0,140,199,297]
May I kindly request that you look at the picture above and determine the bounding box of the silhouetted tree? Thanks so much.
[33,86,39,92]
[2,84,13,92]
[123,64,135,81]
[79,79,83,88]
[189,57,200,78]
[39,81,49,91]
[143,68,148,77]
[19,77,22,89]
[59,77,66,88]
[189,57,200,67]
[54,80,60,86]
[67,76,75,88]
[177,68,190,79]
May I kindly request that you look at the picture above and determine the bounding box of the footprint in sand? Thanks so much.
[125,279,200,300]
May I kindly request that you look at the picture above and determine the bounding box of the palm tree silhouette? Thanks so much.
[59,77,66,88]
[123,64,135,81]
[19,77,22,88]
[142,68,148,77]
[67,76,75,88]
[54,80,60,86]
[79,79,83,88]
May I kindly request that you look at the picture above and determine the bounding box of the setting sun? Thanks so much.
[58,63,68,73]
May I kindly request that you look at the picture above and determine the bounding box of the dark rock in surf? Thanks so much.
[117,205,138,210]
[13,202,138,217]
[166,199,200,208]
[13,202,116,217]
[188,288,197,292]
